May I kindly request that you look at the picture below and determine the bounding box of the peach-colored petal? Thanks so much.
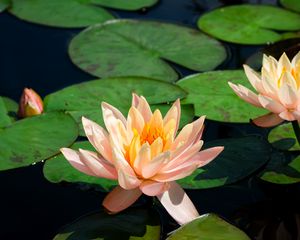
[102,186,142,213]
[141,151,170,179]
[258,95,286,113]
[279,110,296,121]
[243,64,265,93]
[228,82,261,107]
[252,113,284,127]
[127,106,145,137]
[278,52,292,75]
[111,146,141,189]
[101,102,128,146]
[153,163,198,182]
[132,93,152,122]
[133,143,151,176]
[78,149,117,179]
[172,116,205,152]
[162,140,204,171]
[163,99,181,138]
[81,117,112,162]
[291,51,300,67]
[261,69,278,98]
[139,180,170,196]
[150,137,163,159]
[60,148,96,177]
[191,146,224,168]
[278,77,298,108]
[156,182,199,225]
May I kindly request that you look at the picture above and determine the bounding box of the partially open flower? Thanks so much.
[18,88,43,118]
[61,94,223,225]
[229,52,300,127]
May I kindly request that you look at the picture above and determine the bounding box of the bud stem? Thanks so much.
[292,120,300,146]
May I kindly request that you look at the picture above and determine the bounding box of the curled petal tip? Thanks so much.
[18,88,43,118]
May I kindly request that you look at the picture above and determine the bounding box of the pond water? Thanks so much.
[0,0,300,239]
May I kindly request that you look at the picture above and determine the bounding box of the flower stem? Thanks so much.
[292,120,300,146]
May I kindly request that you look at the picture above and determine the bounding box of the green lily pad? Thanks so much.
[69,19,226,81]
[281,0,300,13]
[44,77,188,135]
[260,154,300,184]
[167,214,250,240]
[0,0,10,12]
[43,141,117,191]
[176,70,268,123]
[268,122,300,150]
[0,97,17,128]
[178,137,271,189]
[197,4,300,44]
[54,208,161,240]
[90,0,158,10]
[9,0,114,28]
[0,112,78,171]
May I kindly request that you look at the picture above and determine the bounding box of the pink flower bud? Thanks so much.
[18,88,43,118]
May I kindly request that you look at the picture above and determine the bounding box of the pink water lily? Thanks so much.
[229,52,300,127]
[61,94,223,225]
[18,88,43,118]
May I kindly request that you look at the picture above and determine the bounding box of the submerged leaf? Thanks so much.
[54,208,161,240]
[69,19,226,81]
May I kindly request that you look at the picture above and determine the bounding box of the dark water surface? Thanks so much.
[0,0,299,239]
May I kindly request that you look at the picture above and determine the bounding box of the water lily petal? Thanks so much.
[279,110,296,121]
[133,143,151,176]
[292,51,300,67]
[60,148,96,177]
[278,75,298,108]
[141,151,170,179]
[278,52,292,76]
[258,95,286,113]
[162,140,204,171]
[156,182,199,225]
[252,113,284,127]
[228,82,261,107]
[192,146,224,168]
[102,186,142,213]
[243,64,265,93]
[163,99,181,138]
[150,137,163,159]
[78,149,117,179]
[127,106,145,137]
[139,180,169,196]
[153,163,198,182]
[112,146,141,189]
[132,93,152,122]
[82,117,112,162]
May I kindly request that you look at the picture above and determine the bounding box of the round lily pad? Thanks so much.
[43,141,117,191]
[90,0,158,10]
[176,70,267,123]
[260,155,300,184]
[281,0,300,13]
[53,208,161,240]
[0,112,78,171]
[0,97,18,128]
[178,137,271,189]
[0,0,9,12]
[44,77,188,135]
[9,0,114,28]
[69,19,226,81]
[167,214,250,240]
[197,4,300,44]
[268,122,300,150]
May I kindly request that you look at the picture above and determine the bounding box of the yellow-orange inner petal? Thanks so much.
[123,109,175,170]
